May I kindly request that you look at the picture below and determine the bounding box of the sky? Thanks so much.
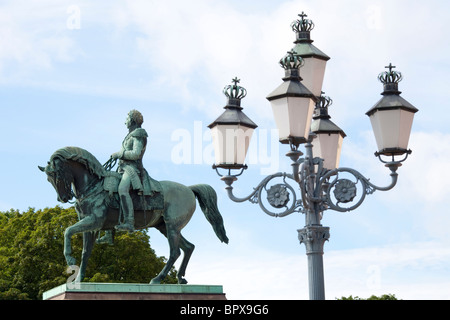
[1,0,450,300]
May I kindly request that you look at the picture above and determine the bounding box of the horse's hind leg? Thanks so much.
[177,235,195,284]
[150,222,181,284]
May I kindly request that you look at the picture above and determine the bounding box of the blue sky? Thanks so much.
[1,0,450,299]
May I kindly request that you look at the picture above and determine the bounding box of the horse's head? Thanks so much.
[39,158,74,203]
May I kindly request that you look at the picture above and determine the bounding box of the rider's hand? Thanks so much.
[111,151,122,160]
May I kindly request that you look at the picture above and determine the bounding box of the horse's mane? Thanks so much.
[50,146,106,179]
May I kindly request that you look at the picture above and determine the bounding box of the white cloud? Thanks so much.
[336,128,450,246]
[0,1,84,79]
[326,241,450,300]
[109,0,276,117]
[401,131,450,203]
[1,0,446,126]
[183,239,450,300]
[1,0,449,301]
[185,246,308,300]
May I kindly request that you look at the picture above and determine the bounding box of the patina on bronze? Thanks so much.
[39,110,228,285]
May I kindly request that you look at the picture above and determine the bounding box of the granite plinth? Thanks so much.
[43,283,226,300]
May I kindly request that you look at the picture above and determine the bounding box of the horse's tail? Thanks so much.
[190,184,229,244]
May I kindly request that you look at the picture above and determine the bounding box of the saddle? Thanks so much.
[103,170,164,212]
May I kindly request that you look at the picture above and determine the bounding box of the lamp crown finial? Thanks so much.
[291,11,315,33]
[223,77,247,107]
[313,92,333,119]
[317,91,333,109]
[378,63,403,85]
[279,50,304,70]
[378,63,403,95]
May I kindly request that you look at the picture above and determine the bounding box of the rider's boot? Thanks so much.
[96,230,114,245]
[115,194,135,232]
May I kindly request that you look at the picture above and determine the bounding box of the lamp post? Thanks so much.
[209,12,418,300]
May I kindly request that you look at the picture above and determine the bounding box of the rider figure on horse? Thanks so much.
[111,109,148,233]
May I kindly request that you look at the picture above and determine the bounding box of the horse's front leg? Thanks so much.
[77,231,96,282]
[64,215,99,267]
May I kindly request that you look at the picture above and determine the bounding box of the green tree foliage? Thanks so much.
[0,206,177,300]
[337,294,399,300]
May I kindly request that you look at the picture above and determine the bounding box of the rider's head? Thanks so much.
[127,109,144,127]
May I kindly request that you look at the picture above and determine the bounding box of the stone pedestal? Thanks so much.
[43,283,227,300]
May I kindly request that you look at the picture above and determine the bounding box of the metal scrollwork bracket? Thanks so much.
[319,163,400,213]
[214,146,408,217]
[221,171,304,218]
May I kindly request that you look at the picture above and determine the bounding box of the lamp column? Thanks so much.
[298,225,330,300]
[296,135,330,300]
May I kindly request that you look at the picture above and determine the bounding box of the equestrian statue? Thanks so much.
[39,109,228,284]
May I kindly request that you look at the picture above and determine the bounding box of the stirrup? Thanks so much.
[96,232,114,245]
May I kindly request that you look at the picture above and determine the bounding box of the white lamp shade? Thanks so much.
[270,96,316,144]
[312,132,344,170]
[368,108,415,154]
[210,124,255,166]
[301,57,327,97]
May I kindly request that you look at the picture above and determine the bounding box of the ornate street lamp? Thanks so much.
[311,93,346,170]
[267,51,317,149]
[208,12,418,300]
[291,12,330,97]
[208,77,258,174]
[367,63,418,159]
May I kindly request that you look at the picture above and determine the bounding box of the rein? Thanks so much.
[71,156,118,204]
[65,160,110,205]
[71,177,103,204]
[103,157,118,171]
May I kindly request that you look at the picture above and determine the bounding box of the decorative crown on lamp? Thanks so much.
[291,11,315,36]
[223,76,248,107]
[279,49,305,71]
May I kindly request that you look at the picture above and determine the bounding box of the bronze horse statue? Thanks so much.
[39,146,228,284]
